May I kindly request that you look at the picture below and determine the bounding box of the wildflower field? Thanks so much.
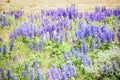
[0,0,120,80]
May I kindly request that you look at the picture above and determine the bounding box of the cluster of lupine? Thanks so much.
[0,10,24,27]
[29,40,43,51]
[0,39,14,54]
[3,10,24,19]
[0,59,76,80]
[50,62,76,80]
[103,61,117,74]
[1,4,120,80]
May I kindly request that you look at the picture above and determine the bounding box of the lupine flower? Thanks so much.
[75,51,79,60]
[29,42,33,51]
[103,64,108,74]
[13,55,17,61]
[95,6,100,13]
[61,64,69,77]
[25,63,29,71]
[34,59,38,70]
[117,32,120,42]
[67,61,76,77]
[0,37,2,41]
[8,68,13,79]
[3,44,7,55]
[46,69,50,80]
[0,47,2,52]
[102,6,106,12]
[39,41,43,51]
[14,77,19,80]
[51,64,61,80]
[10,40,14,51]
[79,44,83,53]
[72,66,76,77]
[97,36,101,48]
[62,50,68,60]
[71,46,75,56]
[72,36,77,43]
[1,68,5,78]
[35,40,39,51]
[113,8,119,16]
[82,38,87,55]
[91,38,95,50]
[81,55,92,67]
[65,32,68,41]
[38,69,42,80]
[62,72,68,80]
[2,16,6,26]
[30,69,34,80]
[22,70,27,76]
[112,61,117,70]
[60,34,63,43]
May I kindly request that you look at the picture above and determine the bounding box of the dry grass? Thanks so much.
[0,0,120,13]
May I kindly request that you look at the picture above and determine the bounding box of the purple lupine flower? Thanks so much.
[29,42,33,51]
[51,64,61,80]
[25,63,29,71]
[62,72,68,80]
[72,66,76,77]
[65,32,68,41]
[0,37,2,41]
[97,36,101,48]
[113,26,116,32]
[91,38,95,50]
[62,50,68,60]
[60,34,63,43]
[39,41,43,51]
[1,68,5,78]
[8,68,13,79]
[117,32,120,42]
[3,44,7,55]
[103,64,108,74]
[72,36,77,43]
[34,59,38,70]
[2,16,6,26]
[68,51,71,57]
[111,32,115,41]
[13,55,17,61]
[82,38,87,55]
[79,44,83,53]
[35,40,39,51]
[10,40,14,51]
[22,70,27,76]
[113,8,119,16]
[71,46,75,56]
[112,61,117,70]
[100,33,106,43]
[78,12,83,19]
[46,69,50,80]
[0,47,2,52]
[74,11,78,18]
[38,69,42,80]
[82,55,92,67]
[14,77,19,80]
[61,64,70,77]
[102,6,106,12]
[75,51,79,60]
[67,61,76,77]
[30,69,34,80]
[95,6,100,13]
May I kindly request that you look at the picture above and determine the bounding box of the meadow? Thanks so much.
[0,0,120,80]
